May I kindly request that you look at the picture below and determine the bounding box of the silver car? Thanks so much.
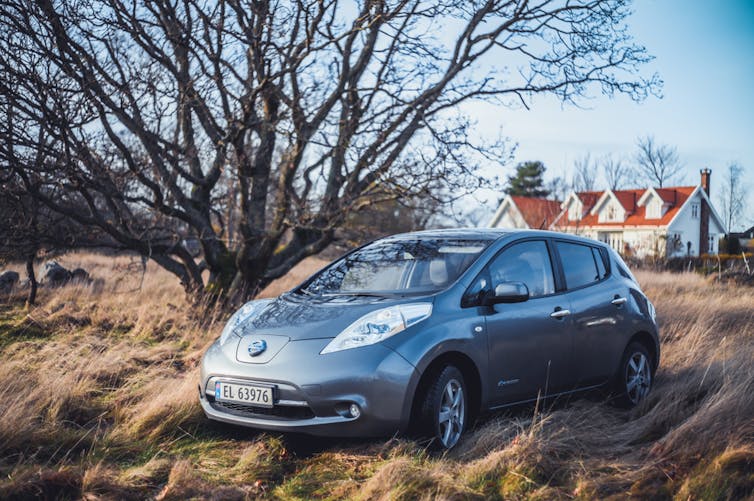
[199,229,659,449]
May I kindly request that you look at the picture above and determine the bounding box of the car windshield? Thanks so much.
[299,238,491,296]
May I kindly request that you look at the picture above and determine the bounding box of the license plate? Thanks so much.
[215,381,274,408]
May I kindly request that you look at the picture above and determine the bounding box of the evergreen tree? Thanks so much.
[505,161,551,197]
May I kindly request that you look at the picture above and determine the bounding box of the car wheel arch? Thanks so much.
[409,351,482,431]
[626,331,659,373]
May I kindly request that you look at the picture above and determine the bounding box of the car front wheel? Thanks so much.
[614,342,653,407]
[419,365,467,449]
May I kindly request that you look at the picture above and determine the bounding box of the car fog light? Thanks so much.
[349,403,361,419]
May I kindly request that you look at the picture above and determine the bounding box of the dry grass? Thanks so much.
[1,255,753,500]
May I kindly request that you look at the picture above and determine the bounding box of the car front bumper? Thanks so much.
[199,337,419,437]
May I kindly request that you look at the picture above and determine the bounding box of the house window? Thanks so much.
[598,232,623,253]
[600,202,621,223]
[691,203,699,219]
[709,236,715,253]
[647,200,661,219]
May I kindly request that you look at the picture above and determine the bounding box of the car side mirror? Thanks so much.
[483,281,529,305]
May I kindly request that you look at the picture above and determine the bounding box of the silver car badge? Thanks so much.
[248,339,267,357]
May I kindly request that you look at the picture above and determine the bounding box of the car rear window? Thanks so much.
[556,241,600,289]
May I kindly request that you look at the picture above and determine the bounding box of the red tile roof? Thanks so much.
[655,188,683,205]
[576,191,602,211]
[613,189,644,213]
[510,196,562,229]
[554,186,696,228]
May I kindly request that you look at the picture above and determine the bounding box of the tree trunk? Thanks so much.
[25,255,37,308]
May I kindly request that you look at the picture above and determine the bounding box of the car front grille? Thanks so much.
[211,400,315,420]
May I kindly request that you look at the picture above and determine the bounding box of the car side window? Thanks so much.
[556,241,600,289]
[487,240,556,298]
[592,247,607,279]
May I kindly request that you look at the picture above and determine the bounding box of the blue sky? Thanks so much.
[469,0,754,230]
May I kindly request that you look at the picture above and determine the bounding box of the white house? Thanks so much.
[490,169,726,258]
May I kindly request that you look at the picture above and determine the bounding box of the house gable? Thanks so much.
[637,188,667,220]
[666,186,726,235]
[489,195,528,229]
[490,195,562,229]
[590,190,626,223]
[563,193,583,222]
[553,191,601,226]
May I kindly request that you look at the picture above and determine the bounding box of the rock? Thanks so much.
[40,262,92,288]
[0,271,20,293]
[90,278,105,294]
[43,261,72,287]
[71,268,90,283]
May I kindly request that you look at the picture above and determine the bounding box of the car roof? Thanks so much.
[381,228,511,241]
[380,228,609,248]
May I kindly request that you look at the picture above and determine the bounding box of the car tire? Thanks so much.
[613,342,653,408]
[419,365,467,449]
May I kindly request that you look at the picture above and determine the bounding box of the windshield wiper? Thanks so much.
[292,288,321,298]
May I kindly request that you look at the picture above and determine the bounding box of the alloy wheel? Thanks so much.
[438,378,465,449]
[625,351,651,405]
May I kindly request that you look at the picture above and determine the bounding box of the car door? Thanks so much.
[553,241,627,386]
[472,239,574,406]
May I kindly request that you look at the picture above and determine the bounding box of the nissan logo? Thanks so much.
[248,339,267,357]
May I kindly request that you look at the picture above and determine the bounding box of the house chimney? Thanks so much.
[699,168,711,255]
[700,168,711,195]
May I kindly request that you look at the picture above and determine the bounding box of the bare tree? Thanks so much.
[601,154,634,190]
[718,163,746,234]
[0,175,40,306]
[545,176,569,202]
[0,170,108,306]
[0,0,660,300]
[0,89,117,305]
[635,135,683,188]
[571,154,598,192]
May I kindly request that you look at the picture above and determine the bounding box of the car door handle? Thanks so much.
[550,309,571,319]
[611,297,628,306]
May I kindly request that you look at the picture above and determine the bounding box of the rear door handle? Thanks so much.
[550,308,571,319]
[611,297,627,306]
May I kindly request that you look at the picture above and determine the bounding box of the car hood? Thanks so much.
[236,293,412,341]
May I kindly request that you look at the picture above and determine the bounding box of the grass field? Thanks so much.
[0,253,753,500]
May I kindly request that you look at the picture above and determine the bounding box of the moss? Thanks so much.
[204,250,237,296]
[675,448,754,500]
[628,470,672,500]
[498,467,545,499]
[229,435,289,485]
[273,453,380,500]
[0,308,48,349]
[467,470,506,500]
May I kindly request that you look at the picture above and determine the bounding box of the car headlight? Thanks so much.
[320,303,432,354]
[219,299,273,345]
[647,299,657,322]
